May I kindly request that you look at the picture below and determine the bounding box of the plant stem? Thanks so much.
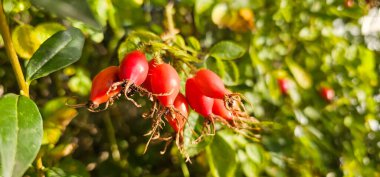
[103,112,121,161]
[0,0,29,97]
[165,2,176,35]
[162,1,178,41]
[180,156,190,177]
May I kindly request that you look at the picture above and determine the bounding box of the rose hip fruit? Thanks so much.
[194,69,227,99]
[89,66,121,109]
[119,50,149,86]
[150,63,180,107]
[277,78,290,95]
[193,69,248,112]
[320,87,335,102]
[212,99,233,122]
[185,78,214,118]
[165,93,189,132]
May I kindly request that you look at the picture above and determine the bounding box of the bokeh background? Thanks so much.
[1,0,380,176]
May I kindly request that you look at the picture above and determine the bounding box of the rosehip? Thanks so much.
[165,93,189,132]
[150,63,180,107]
[194,69,227,99]
[185,78,214,118]
[193,69,248,112]
[212,99,233,122]
[320,87,334,102]
[119,50,149,86]
[344,0,354,8]
[89,66,121,108]
[141,59,158,92]
[277,78,290,95]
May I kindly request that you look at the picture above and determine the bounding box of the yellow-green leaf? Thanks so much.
[35,22,66,43]
[12,25,40,59]
[286,58,312,89]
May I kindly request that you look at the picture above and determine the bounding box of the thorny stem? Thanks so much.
[0,0,29,97]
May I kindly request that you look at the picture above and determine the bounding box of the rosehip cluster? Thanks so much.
[83,50,258,157]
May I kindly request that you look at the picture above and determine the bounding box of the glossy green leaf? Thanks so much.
[0,94,43,177]
[210,41,246,60]
[26,28,85,82]
[30,0,101,30]
[207,134,237,177]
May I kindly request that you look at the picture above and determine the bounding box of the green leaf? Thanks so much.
[286,58,312,89]
[3,0,31,13]
[183,112,212,157]
[68,69,91,96]
[195,0,214,14]
[206,58,240,86]
[118,30,161,61]
[26,28,85,82]
[187,36,201,51]
[30,0,101,30]
[210,41,246,60]
[46,158,89,177]
[245,144,263,164]
[42,97,78,145]
[206,134,237,177]
[0,94,43,177]
[12,25,40,59]
[34,22,66,43]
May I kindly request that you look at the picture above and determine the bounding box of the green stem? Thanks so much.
[103,113,121,161]
[180,156,190,177]
[0,0,29,97]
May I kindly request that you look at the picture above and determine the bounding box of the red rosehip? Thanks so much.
[277,78,290,95]
[90,66,121,107]
[320,87,335,102]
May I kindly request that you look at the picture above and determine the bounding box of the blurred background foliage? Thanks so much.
[1,0,380,176]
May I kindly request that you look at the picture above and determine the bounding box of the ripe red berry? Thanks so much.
[90,66,121,106]
[185,78,214,118]
[150,63,180,107]
[320,87,335,102]
[277,78,290,95]
[344,0,354,8]
[193,69,227,99]
[119,50,149,86]
[212,99,233,121]
[165,93,189,132]
[141,59,158,92]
